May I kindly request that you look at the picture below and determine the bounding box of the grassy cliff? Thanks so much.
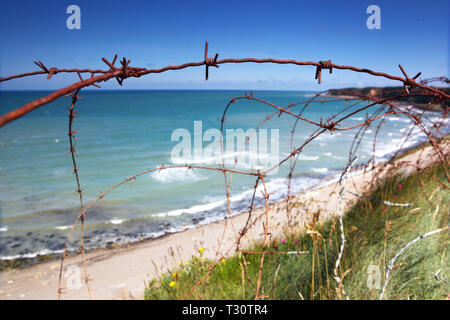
[326,86,449,111]
[144,161,449,300]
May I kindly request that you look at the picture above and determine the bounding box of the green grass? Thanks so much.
[144,162,449,300]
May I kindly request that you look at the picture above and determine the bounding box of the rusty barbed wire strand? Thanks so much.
[43,88,450,299]
[284,96,366,237]
[207,89,446,297]
[1,41,449,128]
[57,88,92,299]
[1,43,449,300]
[66,88,93,300]
[58,91,448,299]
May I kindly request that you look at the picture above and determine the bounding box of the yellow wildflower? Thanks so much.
[221,258,226,264]
[198,247,204,254]
[169,281,176,287]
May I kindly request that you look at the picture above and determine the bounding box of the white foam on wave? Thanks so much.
[0,249,64,261]
[316,132,342,141]
[159,186,256,218]
[387,117,411,123]
[374,128,427,160]
[109,218,124,225]
[152,174,320,219]
[351,117,364,121]
[171,152,234,165]
[229,189,254,202]
[298,155,319,161]
[158,198,227,217]
[52,169,68,176]
[151,167,207,183]
[171,151,272,166]
[1,174,329,261]
[312,167,328,173]
[55,225,71,231]
[0,226,8,232]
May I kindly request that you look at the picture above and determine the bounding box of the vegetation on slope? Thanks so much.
[326,86,449,111]
[144,162,449,300]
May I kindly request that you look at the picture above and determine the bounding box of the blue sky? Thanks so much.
[0,0,448,90]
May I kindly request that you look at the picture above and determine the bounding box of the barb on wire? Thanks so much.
[0,44,449,301]
[1,42,449,127]
[57,89,93,300]
[315,60,333,84]
[204,41,219,81]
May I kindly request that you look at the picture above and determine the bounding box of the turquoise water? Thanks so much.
[0,90,445,259]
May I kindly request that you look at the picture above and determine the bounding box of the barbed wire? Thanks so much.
[0,42,449,300]
[0,41,449,127]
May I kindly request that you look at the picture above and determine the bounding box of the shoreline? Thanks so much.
[0,139,447,300]
[0,173,339,270]
[1,125,443,268]
[0,136,427,269]
[1,91,446,268]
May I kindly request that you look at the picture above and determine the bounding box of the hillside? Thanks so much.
[145,144,449,300]
[326,86,449,111]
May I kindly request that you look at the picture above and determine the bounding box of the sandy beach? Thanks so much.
[0,141,447,300]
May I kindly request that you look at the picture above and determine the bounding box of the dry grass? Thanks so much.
[144,162,449,300]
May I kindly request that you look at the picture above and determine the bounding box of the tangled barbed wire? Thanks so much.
[0,41,448,300]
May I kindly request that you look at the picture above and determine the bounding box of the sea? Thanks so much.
[0,90,447,260]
